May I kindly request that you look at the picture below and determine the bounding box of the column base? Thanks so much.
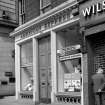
[51,91,56,103]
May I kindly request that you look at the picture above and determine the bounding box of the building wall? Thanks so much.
[0,26,15,96]
[51,0,68,8]
[0,26,15,75]
[0,0,18,96]
[25,0,40,23]
[20,0,73,24]
[0,36,14,76]
[0,0,17,76]
[0,0,17,78]
[0,0,18,23]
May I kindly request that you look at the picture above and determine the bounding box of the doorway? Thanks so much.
[38,36,51,103]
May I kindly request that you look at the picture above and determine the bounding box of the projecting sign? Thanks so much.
[82,0,105,17]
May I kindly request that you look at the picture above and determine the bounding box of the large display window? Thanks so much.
[63,56,81,92]
[56,27,82,93]
[20,40,33,92]
[57,46,82,93]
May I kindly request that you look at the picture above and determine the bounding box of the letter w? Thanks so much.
[82,7,91,17]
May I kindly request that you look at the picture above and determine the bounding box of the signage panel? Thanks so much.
[64,59,81,92]
[80,0,105,27]
[57,44,81,57]
[59,53,82,61]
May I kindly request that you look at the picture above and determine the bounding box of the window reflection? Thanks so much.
[58,57,82,92]
[20,41,33,92]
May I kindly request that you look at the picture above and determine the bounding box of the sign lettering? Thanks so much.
[82,0,105,17]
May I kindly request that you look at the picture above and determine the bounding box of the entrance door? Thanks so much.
[38,36,51,103]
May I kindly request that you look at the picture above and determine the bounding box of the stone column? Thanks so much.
[33,38,39,103]
[51,30,57,103]
[82,54,88,105]
[15,43,20,100]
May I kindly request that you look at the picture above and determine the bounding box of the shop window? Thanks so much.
[20,41,33,92]
[40,0,51,14]
[20,41,33,65]
[56,27,82,93]
[63,58,81,92]
[57,55,82,92]
[19,0,25,25]
[21,66,33,91]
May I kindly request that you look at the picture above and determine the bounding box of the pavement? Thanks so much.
[0,96,71,105]
[0,96,35,105]
[0,96,55,105]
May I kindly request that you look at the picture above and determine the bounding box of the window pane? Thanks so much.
[20,41,33,65]
[20,66,33,91]
[19,0,25,24]
[20,41,33,92]
[41,0,51,7]
[58,57,81,92]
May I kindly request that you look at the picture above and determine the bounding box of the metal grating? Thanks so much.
[93,34,105,73]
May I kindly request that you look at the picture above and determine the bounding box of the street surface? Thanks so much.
[0,96,71,105]
[0,96,34,105]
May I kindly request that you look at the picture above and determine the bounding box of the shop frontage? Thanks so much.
[80,0,105,105]
[10,0,86,105]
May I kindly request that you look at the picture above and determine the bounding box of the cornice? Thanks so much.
[10,0,79,38]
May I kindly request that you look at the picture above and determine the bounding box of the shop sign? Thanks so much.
[59,53,82,61]
[82,0,105,17]
[80,0,105,27]
[62,44,81,52]
[19,2,79,40]
[20,10,75,39]
[57,44,81,57]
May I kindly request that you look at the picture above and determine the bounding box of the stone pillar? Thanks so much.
[56,32,65,92]
[80,27,89,105]
[33,38,39,103]
[51,31,57,103]
[15,43,20,100]
[82,54,88,105]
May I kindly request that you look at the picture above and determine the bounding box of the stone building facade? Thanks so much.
[0,0,18,96]
[11,0,105,105]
